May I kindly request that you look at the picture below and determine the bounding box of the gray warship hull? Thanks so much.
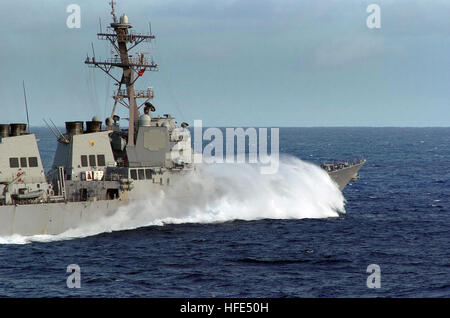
[0,163,363,237]
[0,200,123,236]
[327,161,366,191]
[0,178,177,236]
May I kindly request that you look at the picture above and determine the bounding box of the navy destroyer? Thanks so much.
[0,2,364,236]
[321,159,366,191]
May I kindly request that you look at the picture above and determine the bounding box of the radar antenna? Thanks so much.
[85,1,157,146]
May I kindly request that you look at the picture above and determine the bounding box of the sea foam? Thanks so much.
[0,156,345,244]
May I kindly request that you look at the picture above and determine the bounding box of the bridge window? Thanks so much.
[97,154,106,167]
[29,157,38,167]
[81,155,88,167]
[145,169,153,180]
[138,169,145,180]
[130,169,137,180]
[9,158,19,168]
[89,155,96,167]
[20,157,27,168]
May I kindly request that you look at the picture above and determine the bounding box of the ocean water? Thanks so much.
[0,127,448,297]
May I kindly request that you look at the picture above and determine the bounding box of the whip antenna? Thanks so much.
[22,80,31,134]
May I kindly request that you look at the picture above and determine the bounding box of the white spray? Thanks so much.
[0,156,345,244]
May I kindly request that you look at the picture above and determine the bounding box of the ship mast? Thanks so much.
[85,1,158,146]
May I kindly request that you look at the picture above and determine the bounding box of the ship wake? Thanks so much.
[0,156,345,244]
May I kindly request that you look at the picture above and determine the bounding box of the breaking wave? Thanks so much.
[0,156,345,244]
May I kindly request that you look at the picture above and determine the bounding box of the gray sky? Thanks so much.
[0,0,449,127]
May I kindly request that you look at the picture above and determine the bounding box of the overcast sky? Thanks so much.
[0,0,449,127]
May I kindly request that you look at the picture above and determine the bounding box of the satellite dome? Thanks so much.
[105,117,113,126]
[92,116,101,122]
[139,114,151,127]
[120,14,129,25]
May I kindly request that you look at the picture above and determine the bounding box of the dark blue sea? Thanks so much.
[0,127,449,297]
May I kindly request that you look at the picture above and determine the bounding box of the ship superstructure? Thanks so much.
[0,2,193,235]
[0,124,50,205]
[45,1,194,203]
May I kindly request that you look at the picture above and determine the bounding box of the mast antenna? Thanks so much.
[49,118,69,143]
[110,0,118,23]
[91,42,96,59]
[22,81,31,134]
[86,1,158,146]
[42,119,59,139]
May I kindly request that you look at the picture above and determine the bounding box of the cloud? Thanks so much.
[313,36,387,68]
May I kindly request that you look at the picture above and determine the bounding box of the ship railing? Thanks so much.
[103,173,128,182]
[77,174,125,182]
[48,195,66,203]
[320,158,366,171]
[115,88,154,99]
[85,57,158,69]
[0,176,46,183]
[97,31,155,44]
[106,56,149,65]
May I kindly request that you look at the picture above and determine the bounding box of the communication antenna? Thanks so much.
[48,119,69,143]
[110,0,118,23]
[85,1,158,146]
[22,81,31,134]
[49,119,65,139]
[91,42,96,59]
[42,119,59,139]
